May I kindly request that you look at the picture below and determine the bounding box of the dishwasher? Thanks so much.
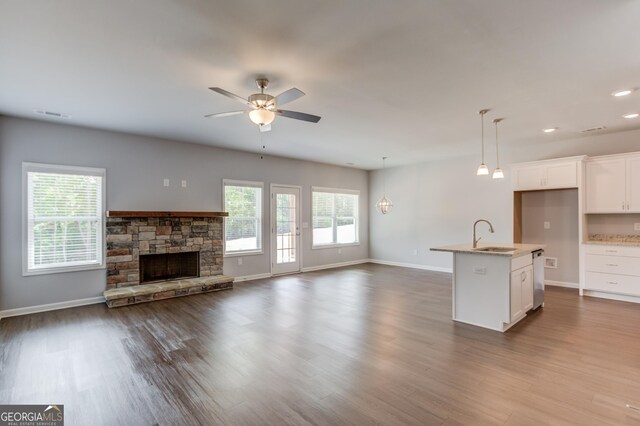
[532,249,545,309]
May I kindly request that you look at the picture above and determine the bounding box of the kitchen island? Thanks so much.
[431,243,545,332]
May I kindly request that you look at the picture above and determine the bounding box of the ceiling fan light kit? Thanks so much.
[206,78,321,131]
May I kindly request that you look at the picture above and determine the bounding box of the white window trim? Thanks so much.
[223,179,264,257]
[22,162,107,276]
[311,186,360,249]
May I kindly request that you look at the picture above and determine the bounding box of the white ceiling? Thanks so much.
[1,0,639,169]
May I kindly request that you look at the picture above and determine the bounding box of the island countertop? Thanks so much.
[430,243,545,257]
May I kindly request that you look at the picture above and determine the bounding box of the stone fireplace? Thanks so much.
[105,211,226,289]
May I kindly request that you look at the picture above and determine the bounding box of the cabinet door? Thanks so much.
[585,159,626,213]
[514,166,543,191]
[545,162,577,189]
[628,157,640,213]
[510,270,524,322]
[521,266,534,312]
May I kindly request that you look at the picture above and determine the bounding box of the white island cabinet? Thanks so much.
[431,243,544,332]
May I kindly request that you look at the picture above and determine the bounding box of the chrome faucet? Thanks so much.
[473,219,495,248]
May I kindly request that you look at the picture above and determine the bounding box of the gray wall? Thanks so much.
[369,127,640,271]
[521,190,579,284]
[0,116,369,311]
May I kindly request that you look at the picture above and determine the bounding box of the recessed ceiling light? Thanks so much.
[623,113,639,119]
[542,128,558,133]
[33,109,71,119]
[612,89,633,97]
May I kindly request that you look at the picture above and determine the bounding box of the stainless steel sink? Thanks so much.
[473,246,516,253]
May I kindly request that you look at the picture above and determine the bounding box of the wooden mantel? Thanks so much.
[106,211,228,218]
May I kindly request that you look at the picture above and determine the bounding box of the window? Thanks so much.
[223,180,263,255]
[312,187,359,247]
[23,162,105,275]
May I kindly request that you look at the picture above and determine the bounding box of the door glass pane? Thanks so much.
[276,193,296,264]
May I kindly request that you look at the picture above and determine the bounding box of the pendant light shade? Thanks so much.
[492,118,505,179]
[477,109,490,176]
[376,157,393,215]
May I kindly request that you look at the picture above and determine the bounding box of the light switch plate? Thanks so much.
[181,180,187,188]
[237,258,242,265]
[302,222,309,229]
[544,221,551,229]
[163,178,170,187]
[412,249,418,255]
[635,223,640,231]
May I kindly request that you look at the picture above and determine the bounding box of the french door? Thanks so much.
[270,185,301,275]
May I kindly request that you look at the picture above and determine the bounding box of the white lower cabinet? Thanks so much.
[584,245,640,298]
[510,264,533,323]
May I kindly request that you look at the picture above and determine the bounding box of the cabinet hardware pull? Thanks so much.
[605,264,618,267]
[622,202,625,210]
[605,250,618,253]
[606,281,618,285]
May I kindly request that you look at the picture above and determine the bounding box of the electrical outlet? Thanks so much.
[635,223,640,231]
[338,248,342,254]
[544,221,551,229]
[163,178,170,187]
[473,266,486,275]
[237,258,242,265]
[181,180,187,188]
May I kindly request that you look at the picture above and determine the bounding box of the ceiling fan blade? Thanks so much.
[204,110,246,118]
[209,87,251,106]
[259,123,272,132]
[274,88,305,106]
[276,109,321,123]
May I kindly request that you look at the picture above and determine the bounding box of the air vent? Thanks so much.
[580,126,607,133]
[33,109,71,119]
[544,257,558,269]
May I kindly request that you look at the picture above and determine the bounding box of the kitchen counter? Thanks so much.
[431,243,545,257]
[584,235,640,247]
[430,242,544,332]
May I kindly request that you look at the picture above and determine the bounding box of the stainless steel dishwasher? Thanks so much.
[532,249,545,309]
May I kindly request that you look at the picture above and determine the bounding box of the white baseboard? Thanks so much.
[301,259,369,273]
[0,296,105,320]
[368,259,453,273]
[583,290,640,304]
[545,280,579,289]
[233,273,272,282]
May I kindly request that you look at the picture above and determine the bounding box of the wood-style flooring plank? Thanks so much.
[1,263,640,425]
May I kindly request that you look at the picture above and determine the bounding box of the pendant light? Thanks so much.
[492,118,504,179]
[476,109,490,175]
[376,157,393,214]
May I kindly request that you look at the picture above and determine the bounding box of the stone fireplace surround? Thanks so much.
[105,211,227,289]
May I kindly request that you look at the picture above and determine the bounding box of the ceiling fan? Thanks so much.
[205,78,321,132]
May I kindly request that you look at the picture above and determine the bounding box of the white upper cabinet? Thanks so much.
[585,158,627,213]
[512,159,580,191]
[628,157,640,213]
[585,154,640,213]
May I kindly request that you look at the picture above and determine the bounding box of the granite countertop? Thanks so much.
[430,243,545,257]
[584,234,640,247]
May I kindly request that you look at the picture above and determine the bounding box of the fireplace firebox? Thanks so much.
[139,252,199,283]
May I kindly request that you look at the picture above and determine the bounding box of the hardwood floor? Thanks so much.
[1,263,640,425]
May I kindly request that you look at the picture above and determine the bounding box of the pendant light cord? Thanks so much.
[495,121,499,167]
[382,157,387,194]
[481,114,485,163]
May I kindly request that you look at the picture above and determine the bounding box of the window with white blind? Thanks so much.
[312,187,359,248]
[223,180,263,255]
[23,162,106,275]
